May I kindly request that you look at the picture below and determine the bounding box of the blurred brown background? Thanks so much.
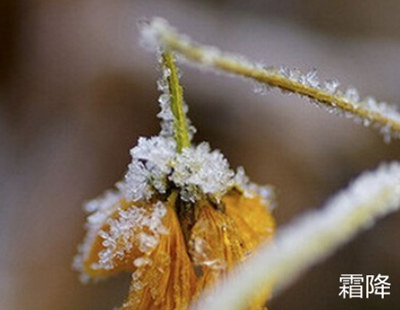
[2,0,400,309]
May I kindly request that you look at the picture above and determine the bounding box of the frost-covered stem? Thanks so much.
[191,162,400,310]
[142,18,400,141]
[162,51,191,152]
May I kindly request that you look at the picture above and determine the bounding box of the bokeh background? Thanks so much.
[2,1,400,309]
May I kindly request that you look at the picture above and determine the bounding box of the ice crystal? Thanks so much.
[125,136,176,201]
[73,187,125,280]
[124,133,270,204]
[157,53,196,140]
[170,142,235,202]
[323,79,340,94]
[93,201,168,270]
[234,167,275,210]
[157,66,175,138]
[344,87,360,103]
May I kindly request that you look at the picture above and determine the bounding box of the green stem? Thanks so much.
[151,20,400,139]
[162,52,191,152]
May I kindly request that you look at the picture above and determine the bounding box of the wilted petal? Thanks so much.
[122,200,197,310]
[189,192,275,309]
[75,192,169,280]
[223,191,275,251]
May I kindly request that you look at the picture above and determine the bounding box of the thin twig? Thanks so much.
[141,18,400,142]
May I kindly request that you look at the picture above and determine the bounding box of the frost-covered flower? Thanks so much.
[73,51,276,310]
[74,186,275,310]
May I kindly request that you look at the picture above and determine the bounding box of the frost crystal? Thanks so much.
[157,53,196,140]
[123,136,274,204]
[125,136,176,201]
[93,201,168,270]
[157,66,174,138]
[170,143,235,202]
[73,187,125,281]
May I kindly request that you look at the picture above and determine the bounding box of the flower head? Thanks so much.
[73,51,276,309]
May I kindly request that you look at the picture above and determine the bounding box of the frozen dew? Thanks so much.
[304,69,320,88]
[157,53,195,141]
[279,65,291,79]
[157,63,175,138]
[170,142,235,202]
[380,124,392,143]
[253,81,270,95]
[73,188,126,279]
[288,68,302,83]
[344,87,360,103]
[93,201,168,271]
[133,256,152,268]
[323,79,340,95]
[234,166,275,210]
[125,136,176,201]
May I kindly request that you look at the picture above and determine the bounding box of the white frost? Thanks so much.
[125,136,176,201]
[93,201,168,271]
[73,186,126,281]
[170,142,235,202]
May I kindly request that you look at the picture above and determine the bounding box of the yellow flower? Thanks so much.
[73,51,276,309]
[75,188,274,310]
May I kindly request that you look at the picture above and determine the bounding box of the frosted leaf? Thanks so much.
[73,187,126,280]
[170,142,235,202]
[125,136,176,201]
[93,201,168,270]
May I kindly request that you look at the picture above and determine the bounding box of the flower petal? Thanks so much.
[76,193,169,280]
[121,201,197,310]
[189,192,275,309]
[223,191,275,251]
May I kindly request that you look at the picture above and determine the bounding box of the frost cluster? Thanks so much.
[93,200,168,270]
[170,142,235,202]
[234,166,275,209]
[125,136,176,201]
[156,52,196,140]
[73,188,125,281]
[123,135,273,204]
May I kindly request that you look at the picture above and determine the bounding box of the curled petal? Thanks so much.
[76,195,169,280]
[122,200,197,310]
[189,192,275,309]
[223,191,275,251]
